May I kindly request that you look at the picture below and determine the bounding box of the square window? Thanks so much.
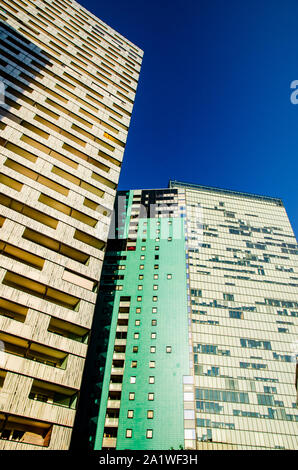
[130,376,136,383]
[152,296,158,302]
[141,246,146,251]
[134,332,139,339]
[168,237,172,242]
[135,320,140,326]
[149,376,155,384]
[137,296,142,301]
[140,255,145,260]
[155,238,160,242]
[155,246,159,251]
[139,275,144,280]
[149,361,155,368]
[133,346,138,353]
[153,274,159,280]
[126,429,132,438]
[138,285,143,290]
[150,346,156,353]
[136,307,141,313]
[147,410,154,419]
[153,285,158,290]
[151,332,156,339]
[139,265,144,270]
[167,274,172,279]
[148,393,154,401]
[166,346,172,353]
[152,320,157,326]
[154,265,159,270]
[127,410,134,419]
[155,255,159,260]
[116,285,123,290]
[131,361,137,368]
[129,393,135,400]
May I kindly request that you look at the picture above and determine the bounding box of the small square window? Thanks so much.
[152,320,157,326]
[138,285,143,290]
[166,346,172,353]
[135,320,140,326]
[129,392,135,400]
[137,296,142,301]
[155,255,159,260]
[141,246,146,251]
[155,246,159,251]
[155,237,160,242]
[167,274,172,279]
[153,285,158,291]
[153,274,159,280]
[130,376,136,383]
[140,255,145,260]
[116,285,123,290]
[150,346,156,353]
[142,238,146,242]
[152,307,157,313]
[127,410,134,418]
[149,361,155,368]
[148,393,154,401]
[168,237,172,242]
[147,410,154,419]
[136,307,141,313]
[149,376,155,384]
[131,361,137,368]
[134,332,139,339]
[133,346,138,353]
[139,265,144,270]
[139,275,144,280]
[126,429,132,438]
[151,332,156,339]
[152,296,158,302]
[154,265,159,269]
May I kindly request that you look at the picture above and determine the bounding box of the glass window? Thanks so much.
[129,393,135,400]
[127,410,134,418]
[126,429,132,438]
[130,376,136,383]
[148,393,154,401]
[147,410,154,419]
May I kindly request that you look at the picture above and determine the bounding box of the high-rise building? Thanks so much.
[0,0,143,449]
[87,181,298,450]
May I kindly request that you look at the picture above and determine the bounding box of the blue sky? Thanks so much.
[80,0,298,237]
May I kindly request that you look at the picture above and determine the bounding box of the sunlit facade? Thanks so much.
[0,0,142,449]
[89,182,298,450]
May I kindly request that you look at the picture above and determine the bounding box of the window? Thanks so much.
[148,393,154,401]
[166,346,172,353]
[133,346,138,353]
[137,296,142,302]
[141,246,146,251]
[139,265,144,270]
[135,320,140,326]
[129,393,135,400]
[149,361,155,368]
[131,361,137,368]
[155,246,159,251]
[138,285,143,290]
[134,333,139,339]
[136,307,141,313]
[140,255,145,260]
[153,274,158,280]
[115,285,123,291]
[130,376,136,384]
[139,275,144,280]
[168,237,172,241]
[152,296,158,302]
[147,410,154,419]
[153,285,158,290]
[127,410,134,419]
[154,265,159,270]
[223,293,234,301]
[155,255,159,260]
[152,320,157,326]
[126,429,132,438]
[149,376,155,384]
[167,274,172,279]
[150,346,156,353]
[151,333,156,339]
[155,238,160,242]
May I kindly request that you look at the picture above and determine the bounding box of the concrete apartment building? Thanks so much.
[0,0,142,449]
[85,182,298,450]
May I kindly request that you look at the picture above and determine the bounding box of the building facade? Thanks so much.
[90,182,298,450]
[0,0,142,449]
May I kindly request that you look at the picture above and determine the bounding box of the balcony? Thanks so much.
[107,400,120,409]
[102,437,116,448]
[104,417,119,427]
[109,383,122,392]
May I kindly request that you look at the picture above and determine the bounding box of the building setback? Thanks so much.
[0,0,142,449]
[88,181,298,450]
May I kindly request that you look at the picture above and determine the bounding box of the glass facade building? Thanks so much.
[0,0,142,449]
[86,181,298,450]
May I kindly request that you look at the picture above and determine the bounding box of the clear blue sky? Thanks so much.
[80,0,298,237]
